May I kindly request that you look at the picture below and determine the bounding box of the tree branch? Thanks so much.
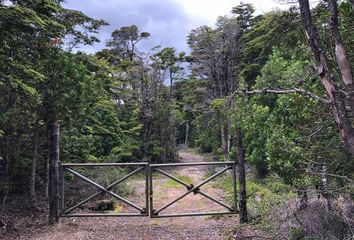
[308,171,354,183]
[225,87,330,107]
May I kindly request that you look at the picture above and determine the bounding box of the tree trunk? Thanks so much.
[321,163,332,210]
[184,120,189,146]
[298,0,354,155]
[30,126,39,203]
[227,120,231,153]
[236,127,248,223]
[48,121,60,224]
[3,134,10,196]
[170,71,173,100]
[221,124,228,161]
[45,128,50,199]
[349,0,354,8]
[328,0,354,115]
[298,189,308,210]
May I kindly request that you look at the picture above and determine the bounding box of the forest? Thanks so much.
[0,0,354,239]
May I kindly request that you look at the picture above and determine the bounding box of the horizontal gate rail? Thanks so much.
[150,161,235,167]
[61,213,146,217]
[154,167,234,211]
[151,211,234,218]
[61,162,148,167]
[150,161,237,218]
[60,161,237,218]
[60,162,149,217]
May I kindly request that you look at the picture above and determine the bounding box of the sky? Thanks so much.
[63,0,295,54]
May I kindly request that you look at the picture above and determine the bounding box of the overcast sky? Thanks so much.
[63,0,294,54]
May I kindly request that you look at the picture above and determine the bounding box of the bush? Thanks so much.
[63,166,135,211]
[214,173,296,235]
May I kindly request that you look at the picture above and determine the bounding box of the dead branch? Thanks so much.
[308,171,354,183]
[225,87,330,107]
[298,120,330,140]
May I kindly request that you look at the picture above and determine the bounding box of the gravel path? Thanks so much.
[14,151,238,240]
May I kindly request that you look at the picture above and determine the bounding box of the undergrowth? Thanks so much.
[214,173,354,239]
[214,173,296,236]
[64,167,136,209]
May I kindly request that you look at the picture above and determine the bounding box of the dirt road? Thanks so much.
[15,151,237,240]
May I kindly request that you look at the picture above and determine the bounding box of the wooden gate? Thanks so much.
[59,161,237,218]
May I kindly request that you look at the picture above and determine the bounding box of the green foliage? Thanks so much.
[215,174,295,233]
[0,0,113,194]
[1,0,353,221]
[238,46,344,183]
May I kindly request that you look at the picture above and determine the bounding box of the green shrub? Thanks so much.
[214,173,295,233]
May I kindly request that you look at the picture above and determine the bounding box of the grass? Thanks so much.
[162,175,193,188]
[214,173,296,236]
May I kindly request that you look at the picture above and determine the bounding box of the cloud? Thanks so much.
[63,0,196,54]
[63,0,294,54]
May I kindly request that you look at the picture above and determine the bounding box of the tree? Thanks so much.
[0,0,107,202]
[107,25,150,62]
[298,0,354,155]
[187,10,246,159]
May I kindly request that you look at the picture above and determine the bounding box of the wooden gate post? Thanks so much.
[49,121,60,224]
[236,127,248,223]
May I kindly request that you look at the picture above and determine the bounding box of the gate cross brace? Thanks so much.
[155,168,234,211]
[153,165,233,215]
[65,167,145,213]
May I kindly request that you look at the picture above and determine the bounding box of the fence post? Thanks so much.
[236,127,248,223]
[49,121,60,224]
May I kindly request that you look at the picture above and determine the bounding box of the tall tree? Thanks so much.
[298,0,354,155]
[0,0,107,199]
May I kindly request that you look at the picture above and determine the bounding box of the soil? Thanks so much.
[4,151,242,240]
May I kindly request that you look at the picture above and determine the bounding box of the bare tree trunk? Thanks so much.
[170,71,173,101]
[184,120,189,146]
[30,126,38,203]
[236,127,248,223]
[45,128,50,199]
[141,116,149,160]
[349,0,354,8]
[328,0,354,115]
[221,124,228,161]
[48,121,59,224]
[4,135,10,196]
[227,120,231,153]
[321,164,332,210]
[298,0,354,155]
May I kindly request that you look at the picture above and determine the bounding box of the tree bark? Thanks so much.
[3,134,10,196]
[184,120,189,146]
[328,0,354,115]
[321,163,332,210]
[227,120,231,153]
[48,121,59,224]
[45,128,50,199]
[30,126,39,203]
[221,124,228,161]
[349,0,354,8]
[298,0,354,155]
[236,127,248,223]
